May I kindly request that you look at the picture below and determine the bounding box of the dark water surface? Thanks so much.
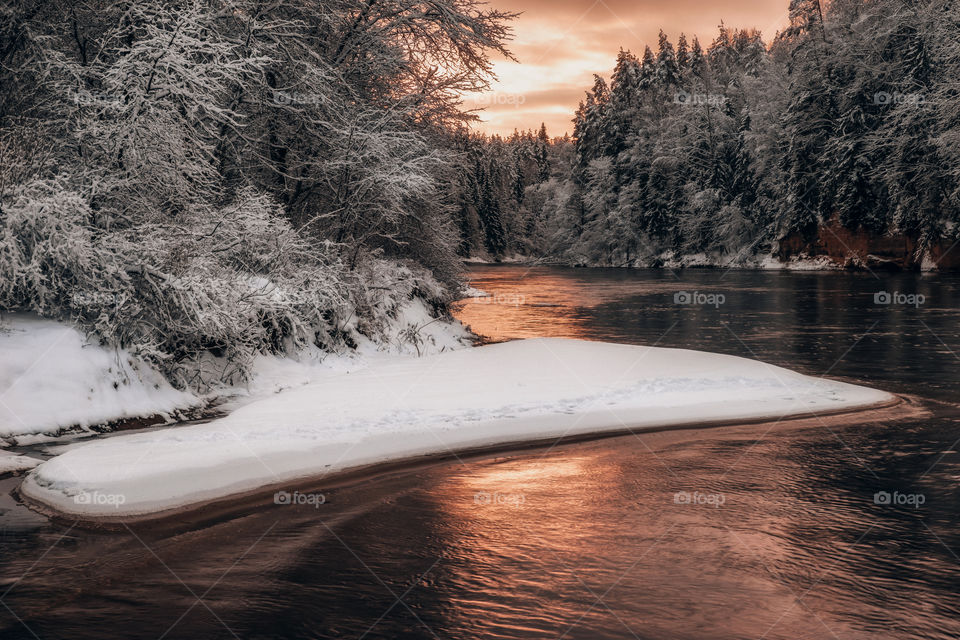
[2,266,960,639]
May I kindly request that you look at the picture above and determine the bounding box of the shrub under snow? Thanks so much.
[0,0,514,395]
[0,180,462,392]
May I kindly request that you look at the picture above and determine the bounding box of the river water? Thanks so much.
[2,266,959,639]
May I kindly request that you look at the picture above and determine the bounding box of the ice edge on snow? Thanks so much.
[19,338,895,519]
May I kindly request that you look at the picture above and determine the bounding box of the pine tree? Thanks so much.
[656,32,680,88]
[607,49,642,156]
[536,123,550,182]
[708,24,736,83]
[872,0,944,243]
[639,46,657,91]
[780,81,835,237]
[573,75,610,177]
[512,149,526,205]
[734,29,766,77]
[676,33,690,71]
[477,158,506,256]
[729,111,758,212]
[690,37,706,78]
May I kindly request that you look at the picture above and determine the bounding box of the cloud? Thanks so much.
[471,0,790,135]
[465,85,592,136]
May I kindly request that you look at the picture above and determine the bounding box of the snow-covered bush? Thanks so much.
[0,180,457,390]
[0,177,132,319]
[2,182,330,387]
[0,0,515,390]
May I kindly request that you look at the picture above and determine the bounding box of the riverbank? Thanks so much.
[19,393,911,533]
[0,301,472,444]
[466,253,837,270]
[19,338,895,524]
[466,248,955,271]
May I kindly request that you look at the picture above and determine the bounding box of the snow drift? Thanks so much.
[0,315,197,440]
[21,338,895,519]
[0,302,471,441]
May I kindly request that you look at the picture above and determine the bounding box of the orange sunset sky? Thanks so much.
[467,0,790,136]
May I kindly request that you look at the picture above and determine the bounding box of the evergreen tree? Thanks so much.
[690,37,706,78]
[676,33,690,71]
[478,158,506,256]
[639,46,657,92]
[607,49,643,156]
[536,123,551,182]
[656,32,680,88]
[573,75,610,177]
[512,149,526,205]
[450,0,960,268]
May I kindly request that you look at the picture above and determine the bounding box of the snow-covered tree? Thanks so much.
[0,0,516,386]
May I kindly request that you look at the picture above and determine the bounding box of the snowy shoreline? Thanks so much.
[0,304,472,444]
[464,254,920,272]
[19,338,896,523]
[19,395,903,529]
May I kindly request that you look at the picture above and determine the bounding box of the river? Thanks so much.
[1,265,959,639]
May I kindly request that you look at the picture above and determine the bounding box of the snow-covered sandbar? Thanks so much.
[21,338,896,520]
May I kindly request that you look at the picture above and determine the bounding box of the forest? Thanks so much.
[0,0,515,388]
[455,0,960,268]
[2,0,959,391]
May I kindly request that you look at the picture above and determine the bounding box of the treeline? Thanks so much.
[0,0,513,388]
[452,125,574,258]
[457,0,960,267]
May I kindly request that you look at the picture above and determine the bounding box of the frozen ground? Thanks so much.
[20,338,894,519]
[0,303,470,442]
[0,449,40,473]
[459,286,490,298]
[0,315,197,441]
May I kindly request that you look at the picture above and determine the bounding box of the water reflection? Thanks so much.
[457,266,960,402]
[7,409,954,639]
[2,267,960,639]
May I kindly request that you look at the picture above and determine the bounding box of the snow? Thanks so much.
[0,314,198,440]
[372,298,472,355]
[464,255,531,265]
[20,338,895,519]
[460,286,490,298]
[655,251,845,271]
[781,254,843,271]
[0,450,41,474]
[229,299,470,399]
[0,302,471,442]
